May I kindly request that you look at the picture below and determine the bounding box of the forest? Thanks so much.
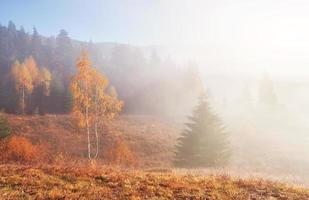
[0,21,202,116]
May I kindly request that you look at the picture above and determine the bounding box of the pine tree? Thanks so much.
[55,29,74,75]
[36,67,52,114]
[64,89,73,113]
[174,92,230,168]
[49,75,66,113]
[31,27,42,63]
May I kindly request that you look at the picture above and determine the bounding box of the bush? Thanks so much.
[104,138,138,167]
[0,135,49,163]
[0,118,10,139]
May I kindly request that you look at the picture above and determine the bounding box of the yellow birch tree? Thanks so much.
[11,61,33,114]
[71,50,123,159]
[39,67,52,96]
[24,56,40,86]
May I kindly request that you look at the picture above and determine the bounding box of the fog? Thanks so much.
[2,0,309,185]
[147,0,306,78]
[150,0,309,184]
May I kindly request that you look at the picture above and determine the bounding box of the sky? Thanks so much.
[1,0,309,78]
[0,0,162,44]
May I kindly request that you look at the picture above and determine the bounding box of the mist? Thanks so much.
[1,0,309,198]
[149,0,309,183]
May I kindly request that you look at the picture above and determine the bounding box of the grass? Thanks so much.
[0,164,309,200]
[3,114,180,167]
[2,114,309,199]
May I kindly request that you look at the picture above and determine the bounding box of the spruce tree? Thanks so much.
[64,89,73,113]
[174,92,230,168]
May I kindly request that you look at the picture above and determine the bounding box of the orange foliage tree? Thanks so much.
[11,56,52,114]
[71,50,123,159]
[25,56,40,85]
[11,60,33,114]
[25,57,52,113]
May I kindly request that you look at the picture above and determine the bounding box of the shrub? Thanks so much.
[1,135,49,163]
[0,118,10,139]
[104,138,138,167]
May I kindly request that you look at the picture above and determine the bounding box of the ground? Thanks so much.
[1,164,309,200]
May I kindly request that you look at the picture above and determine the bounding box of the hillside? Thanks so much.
[2,114,309,199]
[1,164,309,200]
[3,114,181,167]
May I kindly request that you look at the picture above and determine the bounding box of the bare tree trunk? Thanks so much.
[94,122,99,159]
[86,106,91,159]
[85,80,92,160]
[94,88,99,159]
[22,86,25,115]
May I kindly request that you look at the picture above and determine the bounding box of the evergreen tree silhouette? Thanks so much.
[174,92,230,168]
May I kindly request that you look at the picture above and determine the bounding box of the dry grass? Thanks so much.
[3,114,181,167]
[0,164,309,200]
[2,114,309,199]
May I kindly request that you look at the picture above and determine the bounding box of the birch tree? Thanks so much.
[24,56,39,85]
[11,61,33,114]
[71,51,123,159]
[39,67,52,96]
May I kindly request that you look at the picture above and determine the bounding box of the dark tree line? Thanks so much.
[0,21,202,116]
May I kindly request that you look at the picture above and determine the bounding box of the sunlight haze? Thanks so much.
[2,0,309,78]
[1,1,309,198]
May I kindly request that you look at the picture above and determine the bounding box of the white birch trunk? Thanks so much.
[86,106,91,159]
[94,88,99,159]
[22,85,25,115]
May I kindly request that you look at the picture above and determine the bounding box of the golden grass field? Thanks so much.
[1,164,309,200]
